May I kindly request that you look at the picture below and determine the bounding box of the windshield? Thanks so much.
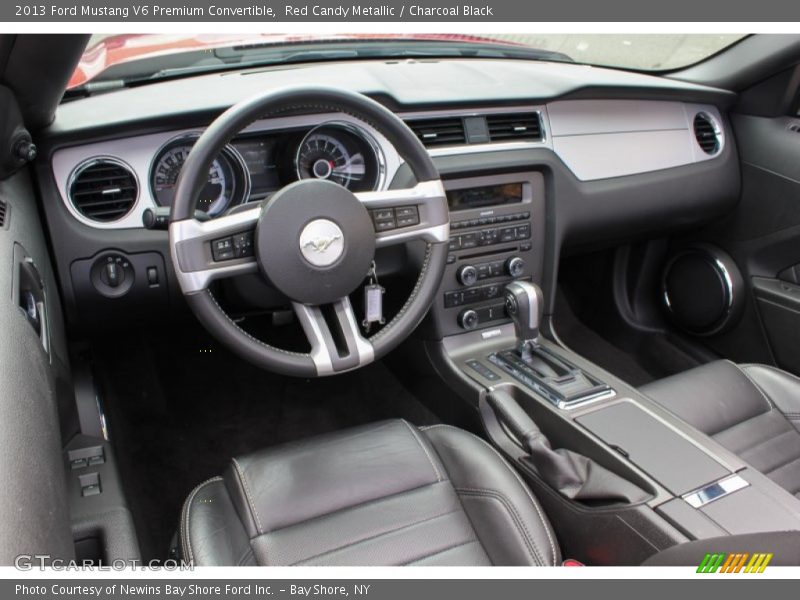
[69,33,747,90]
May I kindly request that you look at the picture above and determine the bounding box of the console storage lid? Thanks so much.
[576,400,731,496]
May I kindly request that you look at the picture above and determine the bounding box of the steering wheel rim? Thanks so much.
[168,86,449,377]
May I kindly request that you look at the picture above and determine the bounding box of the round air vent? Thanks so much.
[68,158,138,222]
[662,245,743,337]
[693,112,722,155]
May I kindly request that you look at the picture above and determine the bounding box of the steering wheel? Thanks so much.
[169,87,449,377]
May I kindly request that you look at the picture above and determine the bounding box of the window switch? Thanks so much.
[79,473,101,497]
[81,484,101,497]
[70,458,87,470]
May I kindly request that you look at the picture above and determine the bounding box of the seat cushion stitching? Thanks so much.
[180,476,223,566]
[264,480,451,535]
[287,507,466,566]
[729,426,798,457]
[420,423,557,565]
[401,540,485,566]
[402,419,443,482]
[456,487,543,565]
[712,415,796,451]
[762,453,800,477]
[231,458,264,535]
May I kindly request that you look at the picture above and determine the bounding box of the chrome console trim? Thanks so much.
[682,474,749,508]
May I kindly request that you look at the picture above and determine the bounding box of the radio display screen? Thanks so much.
[447,183,524,211]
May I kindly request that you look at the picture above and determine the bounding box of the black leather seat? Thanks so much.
[180,419,560,566]
[640,361,800,500]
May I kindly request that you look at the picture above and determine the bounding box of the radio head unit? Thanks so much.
[447,182,525,211]
[428,172,545,338]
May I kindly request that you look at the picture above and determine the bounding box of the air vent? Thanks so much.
[693,113,721,155]
[0,200,6,228]
[487,112,543,142]
[407,118,466,147]
[68,159,138,222]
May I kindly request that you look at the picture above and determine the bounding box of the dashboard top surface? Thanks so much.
[48,58,735,139]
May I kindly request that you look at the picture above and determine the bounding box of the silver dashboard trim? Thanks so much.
[52,101,727,230]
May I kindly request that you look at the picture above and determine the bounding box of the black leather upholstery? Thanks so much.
[180,420,560,566]
[640,361,800,499]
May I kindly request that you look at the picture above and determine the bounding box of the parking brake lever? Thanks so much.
[487,389,649,504]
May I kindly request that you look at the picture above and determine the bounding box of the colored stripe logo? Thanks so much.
[697,552,773,573]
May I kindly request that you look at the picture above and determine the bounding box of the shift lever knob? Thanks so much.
[504,281,543,346]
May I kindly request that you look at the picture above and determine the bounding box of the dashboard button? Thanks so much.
[232,232,254,257]
[396,215,420,227]
[499,227,516,243]
[463,288,482,303]
[460,233,479,249]
[466,359,500,381]
[479,228,498,246]
[374,219,396,231]
[448,237,462,252]
[212,237,235,261]
[372,208,394,221]
[484,284,502,299]
[444,291,465,308]
[395,206,419,219]
[515,224,531,240]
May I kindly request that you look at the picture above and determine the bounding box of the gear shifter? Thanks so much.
[504,281,543,361]
[493,281,614,406]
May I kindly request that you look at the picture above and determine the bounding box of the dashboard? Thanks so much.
[37,58,742,334]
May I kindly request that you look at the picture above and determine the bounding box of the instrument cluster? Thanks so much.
[149,122,385,217]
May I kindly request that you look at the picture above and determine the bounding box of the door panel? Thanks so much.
[0,169,74,563]
[679,112,800,373]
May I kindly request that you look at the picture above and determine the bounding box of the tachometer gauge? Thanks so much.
[296,123,383,192]
[150,136,250,217]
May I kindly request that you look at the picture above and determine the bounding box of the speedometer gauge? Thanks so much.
[296,123,383,192]
[150,136,250,217]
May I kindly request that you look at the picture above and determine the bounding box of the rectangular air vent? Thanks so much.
[0,199,6,228]
[406,117,466,147]
[487,112,543,142]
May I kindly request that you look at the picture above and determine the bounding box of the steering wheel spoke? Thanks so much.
[169,206,261,293]
[292,296,374,375]
[356,180,449,247]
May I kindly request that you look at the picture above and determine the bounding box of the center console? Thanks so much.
[421,178,800,562]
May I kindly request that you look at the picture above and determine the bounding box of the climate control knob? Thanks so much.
[458,309,479,330]
[506,257,525,278]
[457,265,479,286]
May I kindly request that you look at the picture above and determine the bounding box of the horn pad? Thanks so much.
[255,179,376,305]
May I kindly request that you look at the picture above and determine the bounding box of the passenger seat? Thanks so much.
[640,361,800,500]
